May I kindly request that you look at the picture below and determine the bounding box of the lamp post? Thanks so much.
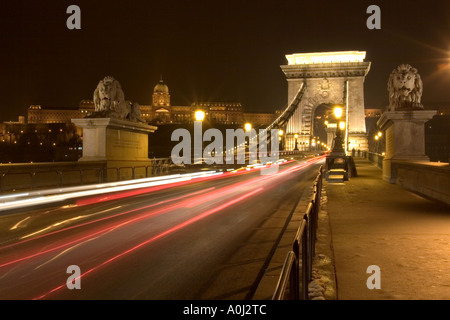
[195,110,205,122]
[375,134,380,154]
[194,110,205,163]
[294,133,299,151]
[244,123,252,157]
[331,106,345,155]
[278,129,284,151]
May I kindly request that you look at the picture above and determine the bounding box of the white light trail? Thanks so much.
[0,171,222,212]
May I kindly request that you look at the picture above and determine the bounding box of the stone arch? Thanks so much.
[281,51,371,152]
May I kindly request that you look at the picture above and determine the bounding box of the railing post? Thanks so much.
[0,173,4,193]
[57,170,63,188]
[79,169,84,185]
[307,214,313,284]
[302,218,309,300]
[291,254,299,300]
[30,172,35,190]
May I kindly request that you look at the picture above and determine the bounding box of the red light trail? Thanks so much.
[0,156,325,300]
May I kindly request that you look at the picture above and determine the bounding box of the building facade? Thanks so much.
[24,79,278,128]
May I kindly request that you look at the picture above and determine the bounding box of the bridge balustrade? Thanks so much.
[272,165,323,300]
[0,158,173,193]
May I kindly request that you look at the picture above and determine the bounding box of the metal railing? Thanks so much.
[367,152,384,169]
[272,165,323,300]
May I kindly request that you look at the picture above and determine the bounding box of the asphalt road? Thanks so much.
[0,157,325,300]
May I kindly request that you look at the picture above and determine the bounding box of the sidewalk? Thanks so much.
[324,159,450,300]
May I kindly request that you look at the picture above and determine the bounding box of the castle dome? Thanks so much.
[154,78,169,94]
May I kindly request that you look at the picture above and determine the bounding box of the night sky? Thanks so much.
[0,0,449,122]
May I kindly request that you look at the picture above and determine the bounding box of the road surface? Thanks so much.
[0,156,324,300]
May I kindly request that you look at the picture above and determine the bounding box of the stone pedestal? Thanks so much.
[72,118,158,180]
[377,110,436,183]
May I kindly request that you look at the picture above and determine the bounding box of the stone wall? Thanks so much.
[0,161,106,192]
[391,161,450,205]
[0,159,172,193]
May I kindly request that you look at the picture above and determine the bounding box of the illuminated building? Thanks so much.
[27,105,85,124]
[24,79,277,127]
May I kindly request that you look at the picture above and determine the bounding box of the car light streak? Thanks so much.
[2,157,324,252]
[0,156,326,299]
[0,157,323,269]
[1,166,275,269]
[74,161,290,207]
[33,187,264,300]
[1,174,267,268]
[0,172,217,203]
[0,188,216,252]
[9,216,32,230]
[0,171,222,211]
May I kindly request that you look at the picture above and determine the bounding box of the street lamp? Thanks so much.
[244,123,252,132]
[195,110,205,122]
[330,106,345,155]
[294,133,299,151]
[334,106,343,119]
[194,110,206,163]
[375,134,380,154]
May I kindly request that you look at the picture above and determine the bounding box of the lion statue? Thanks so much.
[92,76,131,119]
[387,64,424,111]
[128,102,146,123]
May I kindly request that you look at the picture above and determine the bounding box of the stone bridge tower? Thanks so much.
[280,51,371,152]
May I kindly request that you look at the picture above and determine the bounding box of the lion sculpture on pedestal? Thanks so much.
[91,76,144,122]
[387,64,424,111]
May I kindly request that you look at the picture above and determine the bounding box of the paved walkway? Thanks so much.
[325,159,450,300]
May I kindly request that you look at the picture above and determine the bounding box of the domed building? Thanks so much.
[150,78,172,123]
[152,78,170,107]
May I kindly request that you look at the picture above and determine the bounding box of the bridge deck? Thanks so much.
[324,159,450,300]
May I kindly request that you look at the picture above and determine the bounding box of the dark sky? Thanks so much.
[0,0,449,121]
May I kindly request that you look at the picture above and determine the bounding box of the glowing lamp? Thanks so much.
[195,110,205,122]
[334,107,343,119]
